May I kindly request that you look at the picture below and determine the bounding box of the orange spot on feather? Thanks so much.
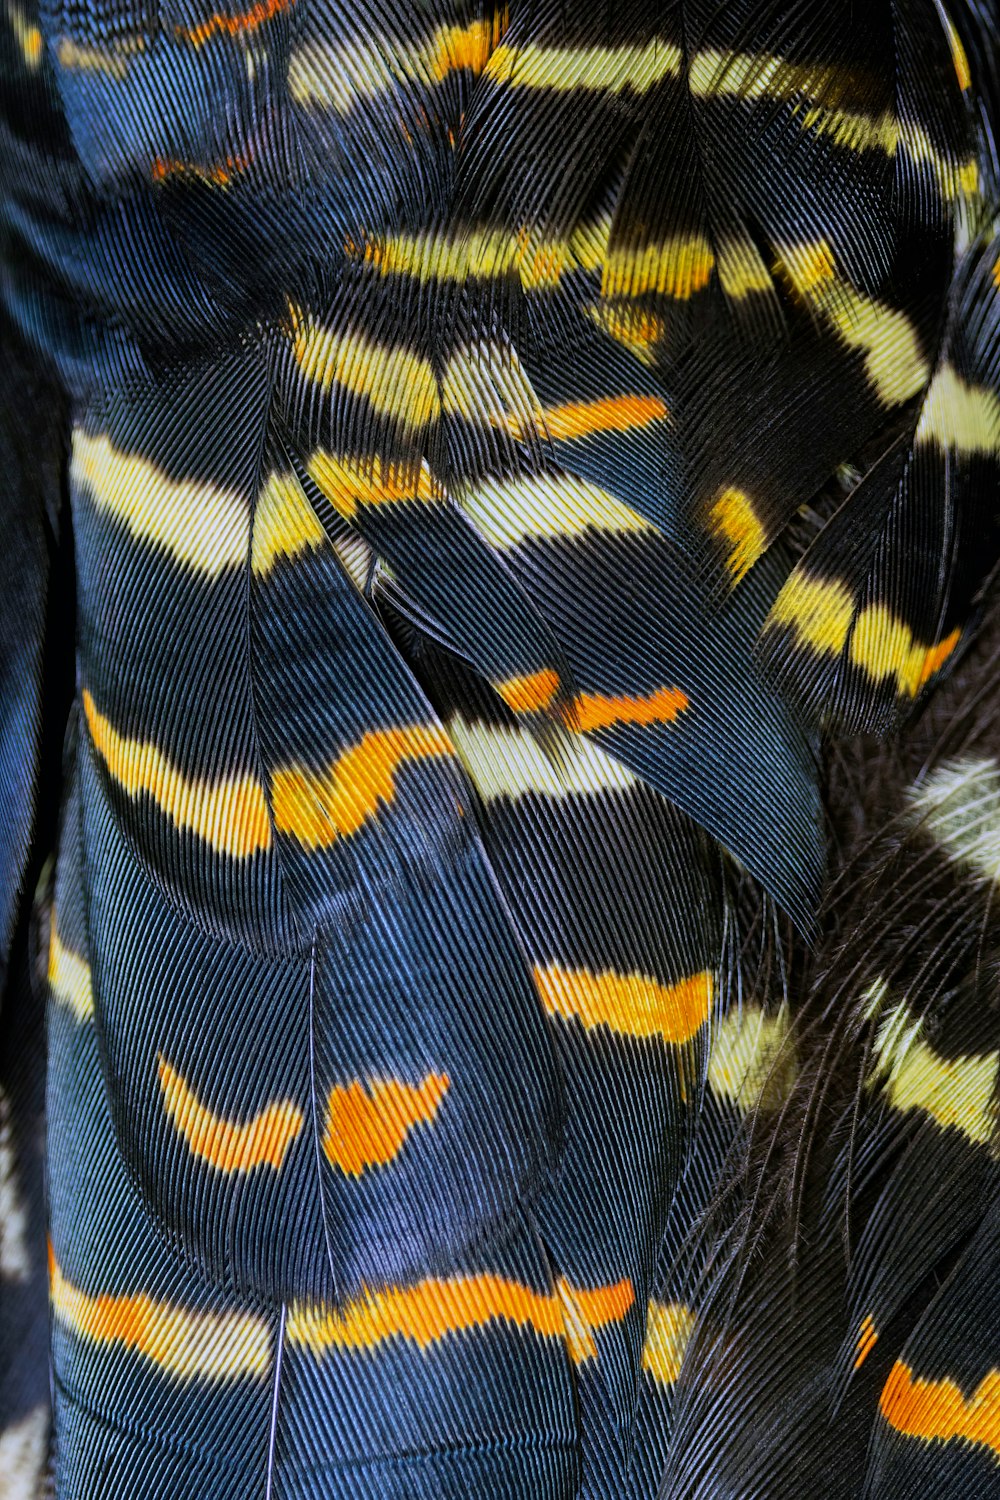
[854,1314,878,1369]
[323,1074,450,1175]
[917,628,962,688]
[496,669,560,714]
[425,9,507,78]
[502,394,668,443]
[151,150,252,186]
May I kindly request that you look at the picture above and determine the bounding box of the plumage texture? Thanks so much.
[2,1,1000,1495]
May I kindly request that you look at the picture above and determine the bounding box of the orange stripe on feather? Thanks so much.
[425,10,507,78]
[565,684,689,733]
[305,450,437,519]
[286,1272,633,1359]
[176,0,292,46]
[270,726,452,847]
[854,1314,879,1369]
[881,1360,1000,1459]
[151,150,252,185]
[49,1245,271,1379]
[83,690,272,858]
[557,1277,635,1364]
[502,394,668,443]
[534,963,712,1045]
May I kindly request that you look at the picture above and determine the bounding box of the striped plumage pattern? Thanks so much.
[2,1,1000,1495]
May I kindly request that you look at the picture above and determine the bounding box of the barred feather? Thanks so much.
[2,1,1000,1497]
